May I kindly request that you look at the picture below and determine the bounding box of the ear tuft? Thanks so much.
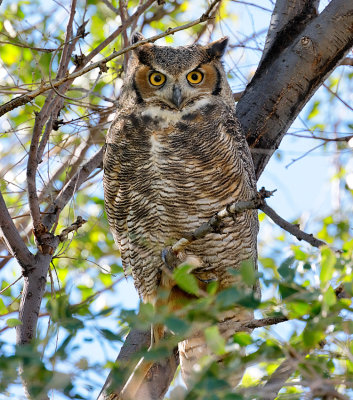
[131,32,145,45]
[207,37,229,59]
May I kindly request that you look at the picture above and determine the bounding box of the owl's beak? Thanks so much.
[172,85,182,109]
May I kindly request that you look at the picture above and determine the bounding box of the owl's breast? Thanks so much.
[125,103,251,227]
[106,103,257,300]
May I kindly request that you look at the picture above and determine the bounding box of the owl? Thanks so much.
[103,32,259,389]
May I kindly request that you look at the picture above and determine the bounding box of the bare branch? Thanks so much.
[259,203,326,248]
[0,189,34,270]
[0,276,22,295]
[261,356,301,400]
[0,40,56,52]
[323,83,353,112]
[81,0,156,66]
[58,0,78,79]
[118,0,130,70]
[58,216,87,241]
[163,187,325,270]
[101,0,119,14]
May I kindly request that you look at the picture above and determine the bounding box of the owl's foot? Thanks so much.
[161,247,179,271]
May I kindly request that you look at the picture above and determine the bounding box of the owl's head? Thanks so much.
[124,33,233,111]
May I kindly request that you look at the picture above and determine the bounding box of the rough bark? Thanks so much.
[237,0,353,178]
[259,0,319,64]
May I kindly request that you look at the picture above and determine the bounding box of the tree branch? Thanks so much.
[0,189,34,271]
[163,188,325,269]
[259,203,326,248]
[261,356,301,400]
[237,0,353,178]
[260,0,319,65]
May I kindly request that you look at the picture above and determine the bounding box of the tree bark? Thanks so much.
[237,0,353,178]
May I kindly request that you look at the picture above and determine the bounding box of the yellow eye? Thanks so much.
[149,72,166,86]
[186,70,203,85]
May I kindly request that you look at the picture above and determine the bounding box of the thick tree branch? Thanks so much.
[237,0,353,178]
[260,0,319,65]
[261,356,301,400]
[97,330,178,400]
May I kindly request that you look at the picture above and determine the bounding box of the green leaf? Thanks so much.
[279,283,298,299]
[165,316,190,335]
[322,286,336,308]
[0,298,8,315]
[278,256,296,280]
[205,326,226,356]
[232,332,252,346]
[100,329,123,341]
[303,327,325,348]
[173,264,200,296]
[6,318,22,327]
[240,260,256,286]
[287,301,311,318]
[320,248,336,287]
[307,100,320,120]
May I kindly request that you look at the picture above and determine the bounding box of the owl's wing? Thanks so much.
[226,110,257,192]
[103,118,130,271]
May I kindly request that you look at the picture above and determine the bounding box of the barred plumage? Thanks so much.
[103,34,258,388]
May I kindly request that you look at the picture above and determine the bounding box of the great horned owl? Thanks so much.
[103,33,258,387]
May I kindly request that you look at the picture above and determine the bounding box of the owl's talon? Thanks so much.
[161,247,178,271]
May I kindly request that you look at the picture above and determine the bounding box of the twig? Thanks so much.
[323,83,353,112]
[171,188,274,255]
[259,203,326,248]
[101,0,118,14]
[0,276,23,295]
[0,189,34,271]
[289,132,353,142]
[163,187,326,270]
[58,216,87,241]
[0,41,56,52]
[83,0,156,66]
[118,0,130,70]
